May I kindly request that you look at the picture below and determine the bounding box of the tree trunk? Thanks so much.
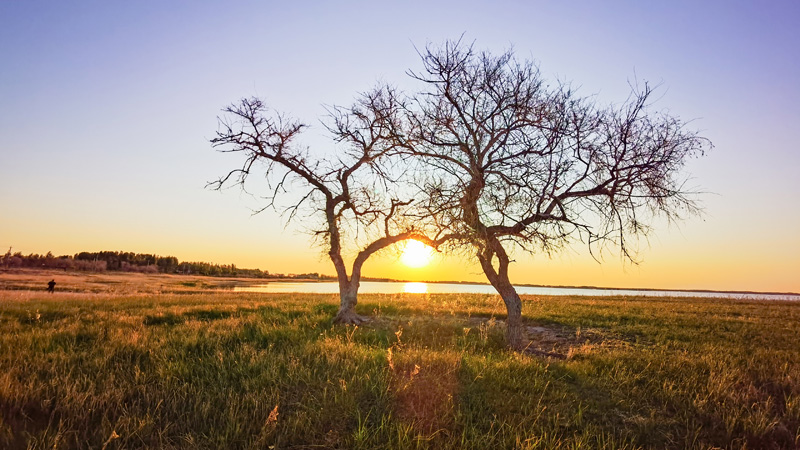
[327,202,367,325]
[328,227,418,325]
[332,254,369,325]
[477,242,526,351]
[494,278,525,351]
[333,280,368,324]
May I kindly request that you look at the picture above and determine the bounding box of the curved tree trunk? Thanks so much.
[477,240,527,351]
[462,173,527,348]
[492,277,525,350]
[331,232,427,325]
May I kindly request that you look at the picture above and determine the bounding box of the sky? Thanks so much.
[1,1,798,293]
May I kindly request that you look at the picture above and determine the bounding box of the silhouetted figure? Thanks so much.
[47,279,56,293]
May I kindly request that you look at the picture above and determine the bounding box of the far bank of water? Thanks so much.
[234,281,800,301]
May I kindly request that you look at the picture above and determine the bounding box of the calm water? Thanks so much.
[234,281,800,301]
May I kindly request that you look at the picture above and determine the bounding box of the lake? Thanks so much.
[234,281,800,301]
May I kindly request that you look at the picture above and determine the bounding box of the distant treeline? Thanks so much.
[0,249,332,279]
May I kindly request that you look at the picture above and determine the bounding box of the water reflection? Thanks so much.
[403,282,428,294]
[232,281,800,300]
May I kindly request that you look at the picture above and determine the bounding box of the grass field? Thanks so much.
[1,270,799,449]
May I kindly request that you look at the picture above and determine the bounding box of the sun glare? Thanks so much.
[403,282,428,294]
[400,240,434,268]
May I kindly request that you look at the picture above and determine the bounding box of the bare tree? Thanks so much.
[211,86,433,324]
[403,40,711,349]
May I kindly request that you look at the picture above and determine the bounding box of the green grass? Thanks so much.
[1,289,799,449]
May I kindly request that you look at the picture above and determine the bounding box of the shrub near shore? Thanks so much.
[1,283,799,448]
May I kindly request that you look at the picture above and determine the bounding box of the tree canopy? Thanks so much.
[212,87,435,324]
[399,40,709,348]
[213,39,709,348]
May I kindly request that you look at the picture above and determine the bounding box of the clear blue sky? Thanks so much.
[1,1,798,292]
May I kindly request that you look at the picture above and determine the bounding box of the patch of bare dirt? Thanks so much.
[463,316,635,359]
[523,322,636,359]
[361,315,634,359]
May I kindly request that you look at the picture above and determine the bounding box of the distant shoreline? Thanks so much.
[3,267,797,298]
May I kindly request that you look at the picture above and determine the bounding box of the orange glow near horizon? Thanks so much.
[3,234,800,293]
[4,226,800,293]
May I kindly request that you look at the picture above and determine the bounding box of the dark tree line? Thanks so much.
[1,251,108,272]
[74,251,178,272]
[0,248,296,279]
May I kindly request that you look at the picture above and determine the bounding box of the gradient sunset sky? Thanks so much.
[1,1,798,293]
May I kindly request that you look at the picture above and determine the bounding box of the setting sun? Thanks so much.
[400,240,434,268]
